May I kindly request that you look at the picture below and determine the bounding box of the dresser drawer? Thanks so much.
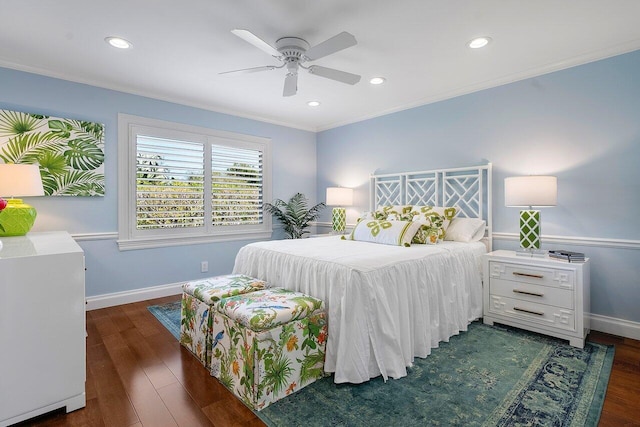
[487,295,576,332]
[488,261,575,290]
[490,278,574,309]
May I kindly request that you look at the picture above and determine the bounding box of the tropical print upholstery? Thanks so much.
[210,289,327,410]
[180,274,266,367]
[215,288,324,331]
[182,274,266,304]
[180,292,213,366]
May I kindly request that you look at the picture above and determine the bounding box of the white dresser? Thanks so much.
[483,250,590,348]
[0,232,86,426]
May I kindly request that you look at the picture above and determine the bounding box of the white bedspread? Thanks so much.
[233,236,485,384]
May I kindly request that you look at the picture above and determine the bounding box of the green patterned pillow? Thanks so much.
[345,219,422,247]
[358,210,388,221]
[378,205,413,219]
[411,211,445,244]
[412,206,456,233]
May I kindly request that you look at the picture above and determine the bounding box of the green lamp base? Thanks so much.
[332,207,346,234]
[519,209,541,249]
[0,199,38,236]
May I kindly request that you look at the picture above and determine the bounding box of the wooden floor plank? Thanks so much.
[120,327,180,390]
[157,381,215,427]
[20,297,640,427]
[103,334,179,427]
[87,343,140,426]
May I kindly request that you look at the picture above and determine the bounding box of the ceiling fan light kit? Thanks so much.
[222,30,361,97]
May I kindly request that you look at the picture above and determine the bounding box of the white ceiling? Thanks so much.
[2,1,640,132]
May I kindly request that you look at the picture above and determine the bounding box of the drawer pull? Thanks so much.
[513,272,544,279]
[513,289,544,297]
[514,307,544,316]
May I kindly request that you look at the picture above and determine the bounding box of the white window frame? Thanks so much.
[117,114,272,250]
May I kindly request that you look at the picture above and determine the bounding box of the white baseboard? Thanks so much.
[589,313,640,340]
[86,282,182,311]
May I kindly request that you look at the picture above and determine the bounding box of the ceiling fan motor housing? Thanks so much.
[276,37,310,62]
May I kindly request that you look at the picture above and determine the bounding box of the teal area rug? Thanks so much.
[149,301,613,426]
[148,301,181,340]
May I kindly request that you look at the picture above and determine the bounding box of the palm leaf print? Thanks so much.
[38,151,68,177]
[0,132,63,164]
[63,138,105,170]
[49,170,105,196]
[0,109,105,197]
[0,110,41,137]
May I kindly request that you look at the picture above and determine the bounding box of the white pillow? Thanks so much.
[347,219,422,247]
[443,218,486,242]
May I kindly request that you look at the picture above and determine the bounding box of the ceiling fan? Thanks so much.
[220,29,361,97]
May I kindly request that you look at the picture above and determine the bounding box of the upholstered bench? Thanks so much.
[209,288,327,411]
[180,274,266,367]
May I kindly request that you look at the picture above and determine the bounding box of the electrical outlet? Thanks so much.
[201,261,208,273]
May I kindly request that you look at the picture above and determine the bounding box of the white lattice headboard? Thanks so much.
[370,164,492,247]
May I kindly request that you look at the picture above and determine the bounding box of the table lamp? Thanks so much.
[326,187,353,234]
[0,163,45,236]
[504,175,557,255]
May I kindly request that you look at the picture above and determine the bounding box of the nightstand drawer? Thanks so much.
[490,278,573,309]
[488,261,575,290]
[488,295,576,332]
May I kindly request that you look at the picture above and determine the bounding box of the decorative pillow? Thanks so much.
[359,210,388,221]
[443,218,486,242]
[411,205,457,232]
[412,213,445,244]
[346,219,422,247]
[378,205,411,221]
[412,225,441,245]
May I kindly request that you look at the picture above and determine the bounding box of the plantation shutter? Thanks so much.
[136,136,205,229]
[211,144,263,226]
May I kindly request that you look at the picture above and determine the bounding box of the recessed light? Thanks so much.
[468,37,491,49]
[307,101,320,107]
[369,77,386,85]
[105,36,133,49]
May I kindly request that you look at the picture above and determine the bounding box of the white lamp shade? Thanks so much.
[326,187,353,206]
[504,176,557,207]
[0,164,45,197]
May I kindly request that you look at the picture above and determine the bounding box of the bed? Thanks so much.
[233,164,492,384]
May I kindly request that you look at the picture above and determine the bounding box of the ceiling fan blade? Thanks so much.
[308,65,361,85]
[231,29,281,57]
[283,73,298,97]
[304,31,357,61]
[219,65,279,75]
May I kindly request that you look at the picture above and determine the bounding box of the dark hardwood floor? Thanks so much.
[17,296,640,427]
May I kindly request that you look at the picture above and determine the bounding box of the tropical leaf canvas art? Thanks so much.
[0,109,105,196]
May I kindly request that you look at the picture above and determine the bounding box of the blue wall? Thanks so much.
[2,48,639,326]
[0,67,317,297]
[317,50,640,323]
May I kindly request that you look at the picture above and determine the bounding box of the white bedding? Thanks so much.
[233,236,485,384]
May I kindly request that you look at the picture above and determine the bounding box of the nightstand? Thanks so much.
[483,250,590,348]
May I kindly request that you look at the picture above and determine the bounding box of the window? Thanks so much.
[118,114,272,250]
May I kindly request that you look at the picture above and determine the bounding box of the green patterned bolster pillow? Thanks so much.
[345,219,422,247]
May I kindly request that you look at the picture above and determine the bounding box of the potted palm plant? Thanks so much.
[264,193,325,239]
